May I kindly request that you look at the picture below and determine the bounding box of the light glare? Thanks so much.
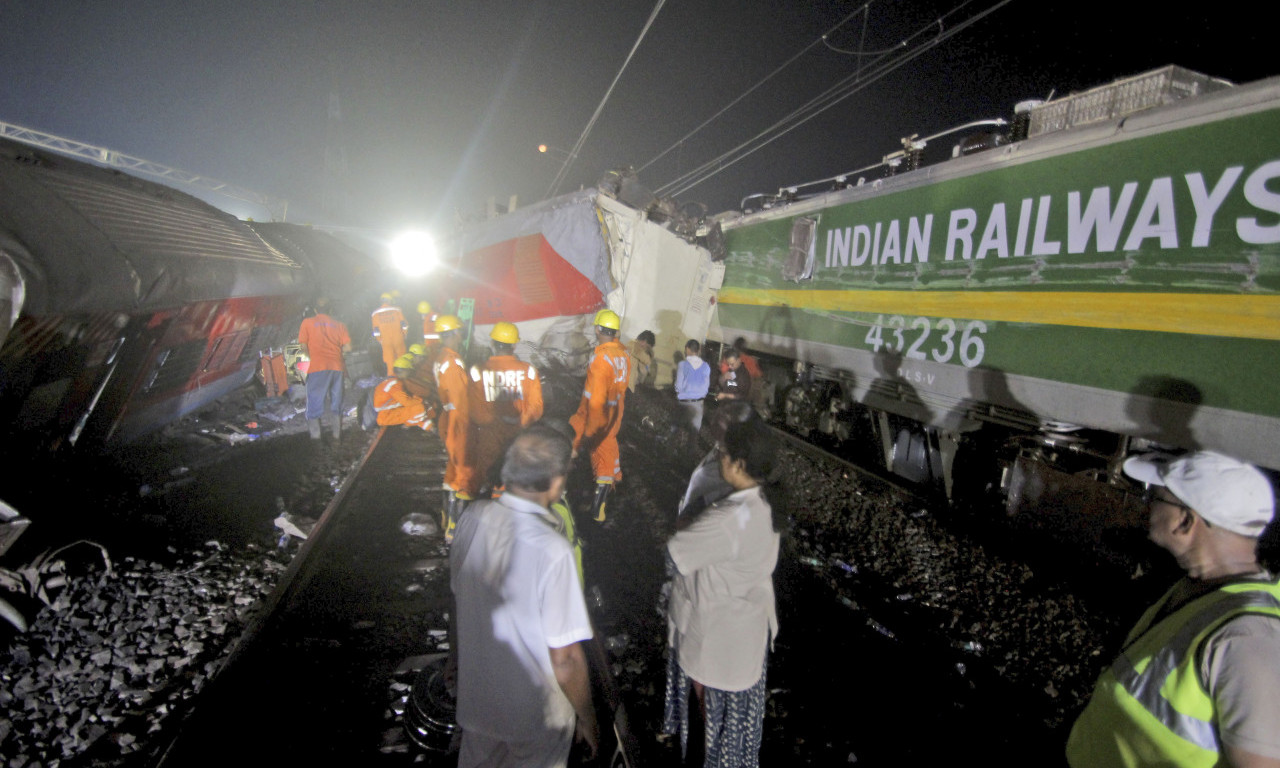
[390,231,437,277]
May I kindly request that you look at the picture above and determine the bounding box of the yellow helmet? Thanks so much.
[393,354,416,370]
[408,343,426,356]
[417,300,432,314]
[490,322,519,345]
[434,314,463,333]
[593,309,621,331]
[380,292,393,302]
[390,290,401,299]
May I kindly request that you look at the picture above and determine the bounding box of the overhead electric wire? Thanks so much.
[654,0,1015,199]
[655,0,995,197]
[543,0,667,200]
[636,2,872,175]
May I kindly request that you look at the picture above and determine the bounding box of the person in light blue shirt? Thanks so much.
[674,339,711,433]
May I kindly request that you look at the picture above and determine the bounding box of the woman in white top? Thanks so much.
[662,419,786,767]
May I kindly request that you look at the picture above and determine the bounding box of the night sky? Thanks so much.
[1,1,1273,240]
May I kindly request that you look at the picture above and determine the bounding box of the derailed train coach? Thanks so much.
[436,185,722,395]
[709,66,1280,511]
[0,137,373,455]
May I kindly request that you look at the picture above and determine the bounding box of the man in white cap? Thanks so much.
[1067,450,1280,768]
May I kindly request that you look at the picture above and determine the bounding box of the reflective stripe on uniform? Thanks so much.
[1112,590,1280,751]
[375,380,404,411]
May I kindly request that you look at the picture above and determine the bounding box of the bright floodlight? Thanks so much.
[390,231,437,277]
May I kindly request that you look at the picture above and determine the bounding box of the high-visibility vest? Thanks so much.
[1066,576,1280,767]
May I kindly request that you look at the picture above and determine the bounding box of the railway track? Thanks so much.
[153,425,456,766]
[150,421,646,767]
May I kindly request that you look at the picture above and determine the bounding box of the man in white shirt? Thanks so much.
[449,426,599,767]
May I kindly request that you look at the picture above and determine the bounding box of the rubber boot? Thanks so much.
[308,418,322,440]
[590,482,611,523]
[331,413,342,442]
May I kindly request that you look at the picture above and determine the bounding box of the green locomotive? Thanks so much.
[710,67,1280,506]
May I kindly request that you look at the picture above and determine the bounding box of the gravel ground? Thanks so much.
[0,387,375,767]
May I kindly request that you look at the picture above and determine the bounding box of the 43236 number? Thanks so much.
[863,315,988,368]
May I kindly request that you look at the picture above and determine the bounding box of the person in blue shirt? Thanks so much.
[674,339,711,433]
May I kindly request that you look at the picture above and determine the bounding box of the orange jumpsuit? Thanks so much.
[373,376,433,429]
[433,346,475,496]
[570,339,629,484]
[372,303,407,375]
[469,356,544,490]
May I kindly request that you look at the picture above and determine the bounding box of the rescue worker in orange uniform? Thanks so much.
[373,354,435,431]
[418,300,440,352]
[469,322,544,494]
[570,309,629,522]
[372,293,408,375]
[432,314,474,541]
[297,296,351,442]
[403,343,439,406]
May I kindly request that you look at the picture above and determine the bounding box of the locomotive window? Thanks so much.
[784,216,817,282]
